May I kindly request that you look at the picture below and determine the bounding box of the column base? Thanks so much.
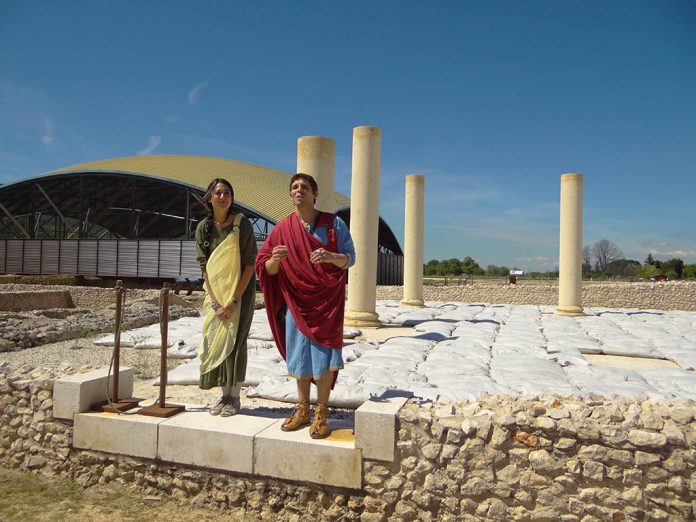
[344,310,382,328]
[400,299,425,308]
[555,305,584,317]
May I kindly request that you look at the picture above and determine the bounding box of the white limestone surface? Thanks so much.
[152,301,696,408]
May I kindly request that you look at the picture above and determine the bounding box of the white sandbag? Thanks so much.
[639,368,696,399]
[343,326,362,338]
[415,320,457,335]
[157,358,201,385]
[435,377,510,402]
[167,343,199,359]
[349,341,380,357]
[564,365,664,399]
[395,309,440,325]
[427,344,491,366]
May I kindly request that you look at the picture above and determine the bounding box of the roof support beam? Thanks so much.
[35,182,70,238]
[82,183,131,237]
[0,202,30,238]
[137,192,182,236]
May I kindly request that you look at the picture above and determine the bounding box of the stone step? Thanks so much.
[62,367,409,490]
[73,404,362,489]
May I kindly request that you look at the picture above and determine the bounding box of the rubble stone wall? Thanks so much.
[377,281,696,311]
[2,364,695,520]
[0,290,74,311]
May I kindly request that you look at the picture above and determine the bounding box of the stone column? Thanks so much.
[556,173,584,316]
[401,174,425,307]
[345,126,382,327]
[297,136,335,212]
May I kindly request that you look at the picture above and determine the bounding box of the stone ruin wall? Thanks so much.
[377,281,696,312]
[2,363,695,521]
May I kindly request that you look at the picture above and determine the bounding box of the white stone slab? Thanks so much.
[254,418,361,489]
[355,392,411,461]
[73,411,165,458]
[53,367,134,420]
[158,411,277,474]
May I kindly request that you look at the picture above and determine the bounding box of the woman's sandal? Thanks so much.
[281,400,310,431]
[309,403,331,439]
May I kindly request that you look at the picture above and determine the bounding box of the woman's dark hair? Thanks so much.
[201,178,235,257]
[289,173,318,193]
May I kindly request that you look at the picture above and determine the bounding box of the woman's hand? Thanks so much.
[215,306,230,321]
[223,302,236,317]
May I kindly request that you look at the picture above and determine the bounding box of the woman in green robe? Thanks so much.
[195,178,257,416]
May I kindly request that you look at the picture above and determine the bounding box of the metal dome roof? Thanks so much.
[44,154,350,224]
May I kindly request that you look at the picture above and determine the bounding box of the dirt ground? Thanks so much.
[0,468,249,522]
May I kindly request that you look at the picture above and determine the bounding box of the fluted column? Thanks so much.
[401,174,425,307]
[297,136,335,212]
[556,173,584,316]
[345,126,382,327]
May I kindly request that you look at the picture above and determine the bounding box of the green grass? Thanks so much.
[0,468,241,521]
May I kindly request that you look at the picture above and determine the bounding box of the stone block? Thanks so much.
[53,367,134,420]
[355,392,411,461]
[254,417,361,489]
[73,411,164,458]
[158,410,277,474]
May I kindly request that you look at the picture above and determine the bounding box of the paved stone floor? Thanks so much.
[97,301,696,407]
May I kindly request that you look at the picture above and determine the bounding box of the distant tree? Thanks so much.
[461,256,485,275]
[644,253,655,265]
[606,259,640,278]
[683,264,696,279]
[661,258,685,279]
[486,265,510,277]
[437,258,458,275]
[638,264,660,279]
[582,245,592,275]
[424,259,439,276]
[592,239,623,272]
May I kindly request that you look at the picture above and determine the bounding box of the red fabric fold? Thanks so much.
[255,212,346,362]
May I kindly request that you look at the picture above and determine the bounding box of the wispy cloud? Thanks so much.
[41,116,53,146]
[638,240,696,261]
[164,115,180,123]
[137,136,162,155]
[188,81,210,107]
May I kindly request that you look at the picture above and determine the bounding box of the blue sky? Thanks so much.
[1,1,695,271]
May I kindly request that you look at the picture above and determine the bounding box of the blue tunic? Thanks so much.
[285,216,355,380]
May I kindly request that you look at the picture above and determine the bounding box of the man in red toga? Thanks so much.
[256,173,355,439]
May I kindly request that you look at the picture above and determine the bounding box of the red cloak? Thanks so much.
[255,212,346,362]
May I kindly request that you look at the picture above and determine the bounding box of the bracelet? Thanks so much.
[211,300,221,311]
[230,297,239,305]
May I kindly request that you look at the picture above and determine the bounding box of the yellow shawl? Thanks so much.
[199,213,243,375]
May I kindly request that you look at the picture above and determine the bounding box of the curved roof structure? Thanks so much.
[44,154,349,224]
[0,154,402,256]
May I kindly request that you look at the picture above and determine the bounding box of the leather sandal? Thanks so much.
[221,396,240,417]
[281,400,310,431]
[309,403,331,439]
[209,396,228,416]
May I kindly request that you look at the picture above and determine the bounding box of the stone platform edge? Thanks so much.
[55,367,410,489]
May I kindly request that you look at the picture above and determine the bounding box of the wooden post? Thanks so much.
[138,282,185,418]
[92,280,140,413]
